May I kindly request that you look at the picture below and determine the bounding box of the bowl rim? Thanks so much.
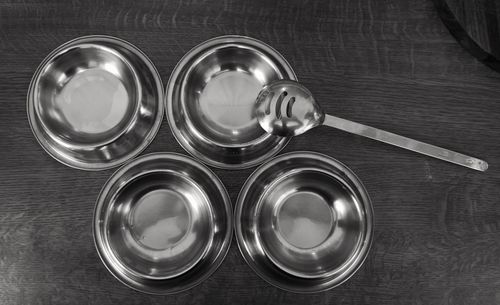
[165,34,296,170]
[234,151,374,293]
[93,152,233,295]
[26,34,164,171]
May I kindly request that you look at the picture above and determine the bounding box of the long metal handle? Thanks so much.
[323,114,488,171]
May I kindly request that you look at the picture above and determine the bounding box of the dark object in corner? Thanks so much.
[433,0,500,72]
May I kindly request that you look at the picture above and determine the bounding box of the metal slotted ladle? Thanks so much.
[255,80,488,172]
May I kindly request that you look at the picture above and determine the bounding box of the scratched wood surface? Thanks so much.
[1,0,500,304]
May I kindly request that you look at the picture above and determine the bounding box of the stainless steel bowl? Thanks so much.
[166,35,296,169]
[93,153,232,294]
[27,35,163,170]
[235,152,373,293]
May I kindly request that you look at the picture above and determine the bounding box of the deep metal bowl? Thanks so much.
[166,35,296,169]
[27,35,163,170]
[93,153,232,294]
[235,152,373,293]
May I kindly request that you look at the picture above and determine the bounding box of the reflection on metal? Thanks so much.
[94,153,232,294]
[433,0,500,72]
[235,151,374,293]
[165,35,296,169]
[27,35,163,170]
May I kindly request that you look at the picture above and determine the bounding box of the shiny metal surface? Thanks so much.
[94,153,232,294]
[256,80,324,137]
[27,35,163,170]
[235,151,373,293]
[256,80,488,171]
[166,35,296,169]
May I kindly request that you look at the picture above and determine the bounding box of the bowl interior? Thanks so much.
[95,154,232,294]
[28,36,164,170]
[35,45,139,146]
[182,45,282,145]
[167,36,295,169]
[236,152,373,292]
[106,171,213,279]
[258,170,364,278]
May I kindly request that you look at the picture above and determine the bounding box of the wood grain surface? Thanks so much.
[1,0,500,304]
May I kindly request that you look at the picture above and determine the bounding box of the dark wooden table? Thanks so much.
[1,0,500,304]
